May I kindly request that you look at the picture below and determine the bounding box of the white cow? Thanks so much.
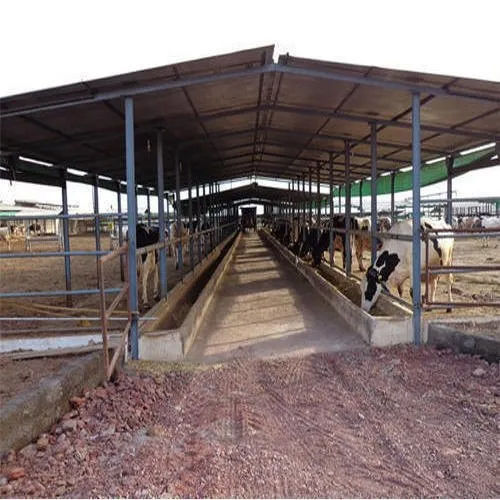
[169,222,189,269]
[360,218,454,312]
[480,216,500,247]
[0,227,11,250]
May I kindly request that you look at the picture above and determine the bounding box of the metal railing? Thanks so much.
[97,243,131,380]
[423,227,500,310]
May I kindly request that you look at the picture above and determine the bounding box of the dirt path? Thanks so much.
[1,346,497,498]
[186,232,365,363]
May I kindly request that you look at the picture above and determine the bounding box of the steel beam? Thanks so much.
[370,123,378,265]
[60,169,72,307]
[125,97,139,359]
[156,130,167,299]
[6,63,498,120]
[412,92,422,345]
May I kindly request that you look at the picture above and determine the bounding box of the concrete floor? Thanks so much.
[186,232,365,364]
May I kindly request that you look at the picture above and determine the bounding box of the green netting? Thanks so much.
[333,147,496,198]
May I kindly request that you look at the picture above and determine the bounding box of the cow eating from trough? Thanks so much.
[360,218,454,313]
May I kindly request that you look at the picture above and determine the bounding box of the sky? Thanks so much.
[1,0,499,214]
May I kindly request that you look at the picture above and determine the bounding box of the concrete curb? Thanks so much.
[139,232,242,361]
[427,323,500,362]
[261,230,413,347]
[0,351,104,455]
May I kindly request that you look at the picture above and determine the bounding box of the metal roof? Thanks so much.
[1,45,499,191]
[178,182,327,212]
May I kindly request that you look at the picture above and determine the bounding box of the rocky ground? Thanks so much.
[1,346,498,498]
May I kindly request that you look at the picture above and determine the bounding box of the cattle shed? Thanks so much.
[1,45,499,362]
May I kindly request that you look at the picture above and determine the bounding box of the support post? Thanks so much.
[412,92,422,345]
[125,97,138,359]
[146,190,151,227]
[93,175,101,274]
[446,156,453,225]
[175,149,183,273]
[370,122,378,265]
[156,130,167,299]
[196,183,201,263]
[390,171,396,221]
[308,166,313,225]
[60,169,72,307]
[344,140,352,275]
[316,162,321,240]
[302,174,306,242]
[116,182,125,281]
[188,165,194,272]
[329,153,334,267]
[359,180,363,216]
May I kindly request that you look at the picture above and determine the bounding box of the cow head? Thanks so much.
[360,250,400,312]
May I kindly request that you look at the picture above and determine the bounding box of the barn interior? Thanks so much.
[1,45,499,367]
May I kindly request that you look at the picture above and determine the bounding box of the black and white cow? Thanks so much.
[360,218,454,312]
[132,224,167,306]
[29,223,41,235]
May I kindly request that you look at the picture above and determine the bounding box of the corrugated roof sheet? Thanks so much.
[1,45,499,193]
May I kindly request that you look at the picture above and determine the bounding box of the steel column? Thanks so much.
[370,122,378,265]
[175,149,183,272]
[446,156,453,225]
[308,166,312,225]
[60,169,72,307]
[316,162,321,239]
[302,174,306,241]
[196,183,201,262]
[146,190,151,227]
[125,97,138,359]
[93,175,101,274]
[188,165,194,271]
[344,140,352,275]
[359,180,363,216]
[338,189,341,214]
[390,171,396,221]
[329,153,334,267]
[156,130,167,299]
[412,92,422,345]
[116,182,125,281]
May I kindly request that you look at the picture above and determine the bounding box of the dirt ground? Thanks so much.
[0,346,498,498]
[0,356,75,404]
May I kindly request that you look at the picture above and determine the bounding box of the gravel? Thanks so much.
[1,346,498,498]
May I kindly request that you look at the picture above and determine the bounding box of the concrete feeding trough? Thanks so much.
[139,232,241,361]
[261,230,412,347]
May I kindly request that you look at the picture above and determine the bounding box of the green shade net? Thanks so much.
[333,146,497,198]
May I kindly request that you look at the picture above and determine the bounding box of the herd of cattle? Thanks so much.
[267,213,499,312]
[0,223,42,250]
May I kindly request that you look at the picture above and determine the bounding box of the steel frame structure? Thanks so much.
[1,46,499,356]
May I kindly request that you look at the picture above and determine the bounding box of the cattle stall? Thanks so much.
[1,45,499,370]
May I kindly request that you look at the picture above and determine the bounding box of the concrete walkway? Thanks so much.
[186,232,365,364]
